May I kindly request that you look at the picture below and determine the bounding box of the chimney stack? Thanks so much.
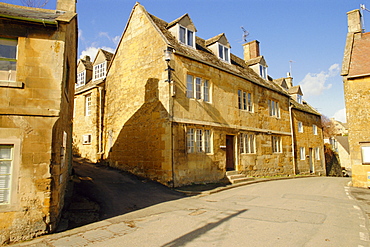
[56,0,76,12]
[347,9,362,33]
[83,55,90,62]
[285,72,293,88]
[243,40,260,61]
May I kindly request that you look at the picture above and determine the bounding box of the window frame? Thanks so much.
[259,64,267,79]
[76,70,86,87]
[187,127,212,154]
[313,124,318,135]
[82,134,92,145]
[0,144,13,205]
[186,74,211,102]
[238,89,253,112]
[218,43,230,62]
[179,25,195,47]
[268,99,280,118]
[297,94,303,104]
[240,133,256,154]
[93,61,107,81]
[0,38,19,87]
[85,93,92,116]
[315,147,320,160]
[300,147,306,160]
[298,121,303,133]
[272,136,282,153]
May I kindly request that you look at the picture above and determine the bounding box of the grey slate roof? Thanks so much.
[0,2,64,25]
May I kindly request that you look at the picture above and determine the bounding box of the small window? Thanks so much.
[186,74,211,102]
[179,26,194,47]
[238,90,253,112]
[187,128,212,154]
[259,65,267,79]
[298,122,303,133]
[218,43,230,62]
[268,99,280,118]
[85,94,92,116]
[0,145,13,204]
[300,147,305,160]
[315,147,320,160]
[0,38,17,82]
[82,134,92,145]
[77,71,86,87]
[272,136,282,153]
[297,95,303,104]
[93,62,106,80]
[313,125,318,135]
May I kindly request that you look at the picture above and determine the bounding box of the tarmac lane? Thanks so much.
[12,176,370,246]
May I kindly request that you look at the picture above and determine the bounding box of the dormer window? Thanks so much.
[179,26,194,47]
[259,64,267,79]
[76,71,86,87]
[297,94,302,104]
[93,61,106,81]
[218,43,230,62]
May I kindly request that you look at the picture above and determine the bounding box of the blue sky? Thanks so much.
[4,0,370,122]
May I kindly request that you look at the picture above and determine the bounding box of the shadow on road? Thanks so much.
[58,158,185,231]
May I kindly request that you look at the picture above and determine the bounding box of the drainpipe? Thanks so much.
[289,103,297,175]
[98,85,104,158]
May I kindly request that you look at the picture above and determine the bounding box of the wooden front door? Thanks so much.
[226,135,235,171]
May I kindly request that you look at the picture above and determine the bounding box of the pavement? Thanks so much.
[8,163,370,246]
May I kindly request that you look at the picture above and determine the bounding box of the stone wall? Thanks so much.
[0,14,76,244]
[344,77,370,187]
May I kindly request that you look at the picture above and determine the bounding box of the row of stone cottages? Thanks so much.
[73,3,325,187]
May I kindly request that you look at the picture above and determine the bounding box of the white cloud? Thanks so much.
[99,32,120,46]
[299,63,339,98]
[333,108,346,123]
[79,46,115,61]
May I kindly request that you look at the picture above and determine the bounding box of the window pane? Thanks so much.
[195,77,201,99]
[240,134,244,153]
[224,47,229,61]
[0,161,11,174]
[203,80,209,102]
[0,189,10,204]
[238,90,242,109]
[0,39,17,59]
[218,44,224,59]
[196,129,203,152]
[186,75,194,98]
[0,175,10,189]
[249,135,255,153]
[204,130,211,153]
[247,93,252,112]
[187,30,193,46]
[179,27,186,43]
[187,128,194,153]
[243,92,247,110]
[0,145,12,159]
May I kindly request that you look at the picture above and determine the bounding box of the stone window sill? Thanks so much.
[0,80,23,88]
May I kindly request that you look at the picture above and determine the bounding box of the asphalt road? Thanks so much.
[19,176,369,247]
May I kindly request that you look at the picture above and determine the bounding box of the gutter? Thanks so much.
[0,15,57,25]
[289,104,297,175]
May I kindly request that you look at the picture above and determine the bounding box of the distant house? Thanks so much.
[0,0,76,244]
[73,49,113,162]
[74,3,325,187]
[341,9,370,187]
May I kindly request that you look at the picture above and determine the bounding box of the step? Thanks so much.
[226,171,238,176]
[230,177,255,184]
[227,174,246,180]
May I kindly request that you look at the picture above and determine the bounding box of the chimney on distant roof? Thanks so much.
[243,40,260,61]
[83,55,90,62]
[347,9,362,33]
[56,0,76,12]
[286,72,293,88]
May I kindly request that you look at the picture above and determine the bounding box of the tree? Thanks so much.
[321,115,337,138]
[21,0,49,8]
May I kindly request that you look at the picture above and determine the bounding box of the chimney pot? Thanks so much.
[83,55,90,62]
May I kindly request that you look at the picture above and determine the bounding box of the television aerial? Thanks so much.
[241,26,249,42]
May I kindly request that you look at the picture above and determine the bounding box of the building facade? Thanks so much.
[73,3,325,187]
[73,49,113,162]
[342,9,370,187]
[0,0,76,244]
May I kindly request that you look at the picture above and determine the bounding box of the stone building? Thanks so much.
[342,9,370,187]
[76,3,323,187]
[0,0,76,244]
[73,49,113,162]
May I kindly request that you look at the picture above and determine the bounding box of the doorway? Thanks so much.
[226,135,235,171]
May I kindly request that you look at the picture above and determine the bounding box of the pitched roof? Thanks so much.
[166,13,197,32]
[290,99,320,116]
[287,85,303,95]
[0,2,74,25]
[348,32,370,77]
[101,49,114,61]
[273,78,288,90]
[79,58,93,70]
[205,33,229,47]
[245,56,267,67]
[146,9,286,95]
